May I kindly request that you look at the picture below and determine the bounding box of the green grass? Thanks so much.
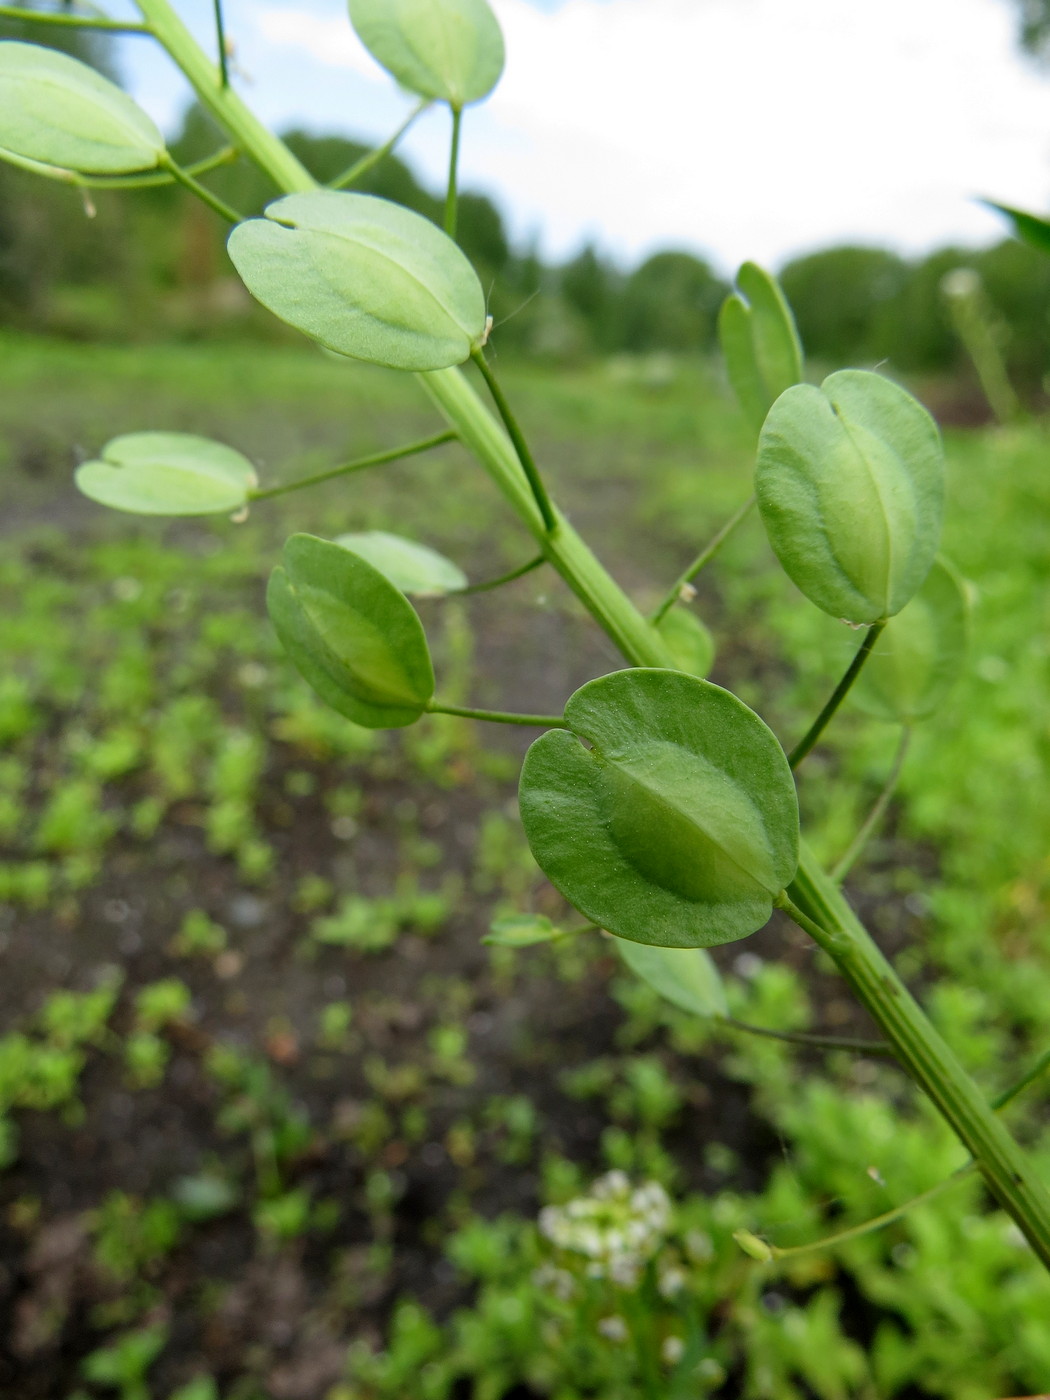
[1,335,1050,1398]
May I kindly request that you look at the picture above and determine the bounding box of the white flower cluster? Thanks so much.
[538,1171,673,1287]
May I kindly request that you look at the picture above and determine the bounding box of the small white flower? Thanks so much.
[661,1336,685,1365]
[597,1315,628,1342]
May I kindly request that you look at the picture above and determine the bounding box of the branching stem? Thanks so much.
[160,153,243,224]
[248,431,457,502]
[445,105,462,239]
[723,1017,894,1058]
[456,553,546,595]
[329,101,432,191]
[427,701,566,728]
[212,0,228,87]
[788,621,885,769]
[0,4,149,29]
[470,348,558,532]
[650,495,755,624]
[831,724,912,882]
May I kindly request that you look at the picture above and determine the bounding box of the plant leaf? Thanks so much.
[228,191,487,371]
[483,914,561,947]
[615,937,729,1018]
[654,608,715,678]
[719,262,804,432]
[334,530,467,596]
[519,669,799,949]
[756,369,944,623]
[75,433,257,516]
[980,198,1050,257]
[0,41,164,175]
[854,557,970,723]
[268,533,434,728]
[348,0,505,108]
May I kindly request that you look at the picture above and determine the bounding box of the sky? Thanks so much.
[114,0,1050,274]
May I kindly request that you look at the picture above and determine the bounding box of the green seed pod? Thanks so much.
[519,669,799,949]
[348,0,505,109]
[75,433,256,517]
[854,557,970,723]
[228,192,487,371]
[718,262,804,432]
[0,41,164,175]
[756,370,944,624]
[268,534,435,729]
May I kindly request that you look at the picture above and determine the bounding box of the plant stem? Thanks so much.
[831,724,912,882]
[788,621,885,770]
[212,0,228,87]
[723,1017,894,1058]
[744,1041,1050,1263]
[133,0,1050,1274]
[456,554,546,594]
[329,101,432,191]
[426,701,566,728]
[135,0,317,195]
[470,349,558,532]
[0,4,150,29]
[650,495,755,624]
[776,879,1050,1271]
[84,145,237,189]
[248,431,457,502]
[160,154,243,224]
[445,105,462,239]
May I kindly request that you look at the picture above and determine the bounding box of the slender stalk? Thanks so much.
[470,349,557,532]
[777,878,1050,1271]
[80,146,237,190]
[135,0,317,195]
[788,622,885,770]
[127,0,1050,1273]
[457,553,546,595]
[329,101,432,191]
[741,1041,1050,1263]
[723,1017,894,1058]
[650,495,755,624]
[0,4,150,29]
[427,701,566,728]
[445,106,463,239]
[212,0,228,88]
[160,153,243,224]
[248,431,457,502]
[831,724,912,882]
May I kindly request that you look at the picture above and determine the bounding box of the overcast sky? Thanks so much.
[117,0,1050,273]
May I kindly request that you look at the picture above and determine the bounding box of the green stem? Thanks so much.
[445,105,463,239]
[469,349,558,533]
[329,101,432,191]
[777,877,1050,1271]
[743,1041,1050,1263]
[127,0,1050,1275]
[160,153,243,224]
[788,621,885,770]
[831,724,911,882]
[650,495,755,624]
[248,431,456,502]
[85,145,237,189]
[212,0,228,87]
[426,701,566,728]
[0,4,149,29]
[135,0,317,195]
[723,1017,894,1059]
[456,553,546,595]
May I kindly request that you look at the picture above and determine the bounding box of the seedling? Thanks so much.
[4,0,1050,1291]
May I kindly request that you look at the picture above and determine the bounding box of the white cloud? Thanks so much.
[133,0,1050,270]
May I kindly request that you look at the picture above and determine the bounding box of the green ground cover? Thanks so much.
[1,333,1049,1398]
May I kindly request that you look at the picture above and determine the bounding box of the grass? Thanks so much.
[1,334,1049,1398]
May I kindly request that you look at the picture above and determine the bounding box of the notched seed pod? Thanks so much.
[348,0,505,110]
[519,669,799,949]
[0,41,165,175]
[719,262,804,433]
[76,433,257,517]
[755,369,944,624]
[268,533,435,728]
[228,191,487,371]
